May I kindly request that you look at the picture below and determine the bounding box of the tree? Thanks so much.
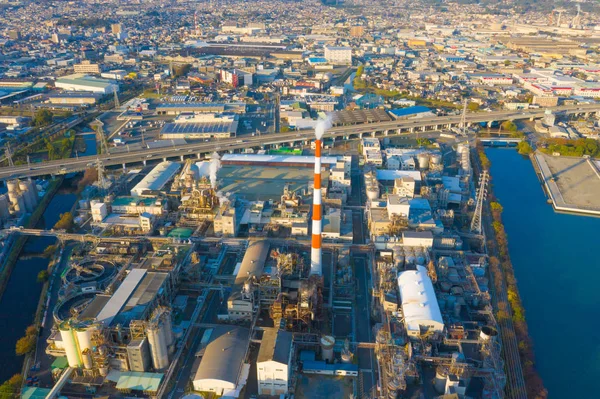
[517,141,533,155]
[15,335,35,356]
[43,244,58,258]
[172,63,191,78]
[501,120,518,132]
[467,102,480,111]
[490,201,504,213]
[0,374,23,397]
[53,212,74,232]
[37,270,49,283]
[32,109,53,127]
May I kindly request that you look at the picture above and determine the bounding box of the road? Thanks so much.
[1,104,597,180]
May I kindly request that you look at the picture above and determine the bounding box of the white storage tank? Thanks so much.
[82,348,93,370]
[320,335,335,363]
[19,181,34,212]
[417,153,430,170]
[59,324,82,368]
[76,327,94,353]
[430,153,442,167]
[147,323,169,370]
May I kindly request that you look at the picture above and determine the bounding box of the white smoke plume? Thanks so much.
[315,114,332,140]
[209,152,221,189]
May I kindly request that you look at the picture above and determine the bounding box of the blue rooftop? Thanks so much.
[389,106,431,117]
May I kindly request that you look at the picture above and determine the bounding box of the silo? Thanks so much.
[320,335,335,363]
[26,179,38,207]
[417,153,430,170]
[59,324,82,367]
[430,153,442,167]
[6,180,18,195]
[434,366,449,393]
[76,327,94,353]
[81,348,93,370]
[19,181,34,212]
[147,323,169,370]
[163,311,175,349]
[366,185,379,201]
[0,194,10,221]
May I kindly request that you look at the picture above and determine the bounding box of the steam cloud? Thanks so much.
[315,114,332,140]
[209,152,221,189]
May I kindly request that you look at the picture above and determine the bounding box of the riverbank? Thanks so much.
[474,143,546,398]
[0,177,63,304]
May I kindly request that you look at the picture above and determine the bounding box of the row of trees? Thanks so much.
[480,148,548,399]
[15,325,37,356]
[540,138,600,158]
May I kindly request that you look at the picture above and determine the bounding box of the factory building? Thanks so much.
[220,69,253,87]
[131,161,181,197]
[324,46,352,65]
[47,93,102,105]
[226,240,270,321]
[55,74,118,94]
[397,265,444,337]
[73,61,102,74]
[192,326,250,397]
[257,329,293,396]
[155,102,246,116]
[160,113,239,139]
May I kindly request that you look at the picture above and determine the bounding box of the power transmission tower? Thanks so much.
[470,170,488,235]
[460,99,468,136]
[5,143,14,167]
[114,90,120,109]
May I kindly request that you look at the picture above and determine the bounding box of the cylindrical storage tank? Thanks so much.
[81,348,93,370]
[417,153,430,170]
[430,153,442,167]
[6,180,18,194]
[19,181,35,211]
[366,186,379,201]
[27,178,38,200]
[0,194,10,221]
[147,324,169,370]
[341,351,353,363]
[98,364,109,376]
[163,312,175,349]
[434,367,449,393]
[59,325,82,367]
[480,326,498,341]
[320,335,335,363]
[76,327,94,353]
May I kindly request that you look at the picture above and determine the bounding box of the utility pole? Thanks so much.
[5,143,14,167]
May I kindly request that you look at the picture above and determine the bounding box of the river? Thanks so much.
[486,148,600,399]
[0,190,76,383]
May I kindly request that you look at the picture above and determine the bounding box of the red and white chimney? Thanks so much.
[310,139,323,276]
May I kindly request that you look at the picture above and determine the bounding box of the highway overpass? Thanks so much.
[0,103,598,180]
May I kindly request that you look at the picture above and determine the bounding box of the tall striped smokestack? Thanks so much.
[311,116,331,276]
[310,138,323,276]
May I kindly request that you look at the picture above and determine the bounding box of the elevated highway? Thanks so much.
[1,104,597,180]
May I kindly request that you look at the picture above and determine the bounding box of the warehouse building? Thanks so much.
[397,265,444,337]
[130,161,181,197]
[257,329,293,396]
[55,74,118,94]
[160,114,239,139]
[192,326,250,397]
[155,102,246,115]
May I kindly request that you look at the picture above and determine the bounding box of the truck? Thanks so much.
[113,138,125,146]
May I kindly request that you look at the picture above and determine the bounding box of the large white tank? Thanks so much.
[320,335,335,363]
[147,323,169,370]
[0,194,10,221]
[81,348,93,370]
[417,153,430,170]
[430,153,442,167]
[59,325,82,367]
[6,180,18,194]
[76,327,94,353]
[163,312,175,349]
[366,185,379,201]
[19,181,34,212]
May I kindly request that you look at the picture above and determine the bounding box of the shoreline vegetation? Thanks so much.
[477,142,548,399]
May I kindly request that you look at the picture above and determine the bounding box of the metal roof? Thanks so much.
[397,265,444,334]
[96,268,147,327]
[257,328,292,364]
[235,240,270,287]
[331,108,391,125]
[221,153,338,165]
[115,371,164,392]
[193,326,249,385]
[161,121,236,135]
[131,161,180,196]
[389,106,431,117]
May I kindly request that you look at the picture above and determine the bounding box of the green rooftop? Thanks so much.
[167,227,193,239]
[116,371,164,392]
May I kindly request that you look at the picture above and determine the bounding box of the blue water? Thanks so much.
[74,133,98,157]
[0,192,76,382]
[487,148,600,399]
